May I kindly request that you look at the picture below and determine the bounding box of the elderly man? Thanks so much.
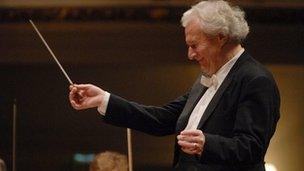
[69,0,280,170]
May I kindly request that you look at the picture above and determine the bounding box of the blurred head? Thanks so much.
[90,151,128,171]
[181,0,249,76]
[0,158,6,171]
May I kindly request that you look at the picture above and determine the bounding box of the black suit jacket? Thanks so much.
[102,51,280,171]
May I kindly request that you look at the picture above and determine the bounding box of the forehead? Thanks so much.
[185,20,204,43]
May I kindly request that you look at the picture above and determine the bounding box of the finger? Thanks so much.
[177,135,194,142]
[182,147,202,156]
[181,147,196,155]
[69,90,75,102]
[180,129,203,136]
[76,90,85,98]
[178,140,196,149]
[69,86,85,101]
[178,139,203,151]
[69,88,78,100]
[70,97,93,110]
[69,91,82,106]
[69,83,77,90]
[177,134,204,145]
[180,143,202,156]
[73,84,92,90]
[70,99,82,110]
[70,86,78,95]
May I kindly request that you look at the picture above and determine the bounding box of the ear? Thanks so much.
[217,34,229,48]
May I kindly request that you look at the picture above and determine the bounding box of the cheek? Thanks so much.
[200,56,211,67]
[197,46,210,61]
[197,46,214,68]
[197,43,210,55]
[200,45,218,61]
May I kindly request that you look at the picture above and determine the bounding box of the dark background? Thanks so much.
[0,1,303,171]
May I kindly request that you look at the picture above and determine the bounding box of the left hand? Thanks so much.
[177,129,205,156]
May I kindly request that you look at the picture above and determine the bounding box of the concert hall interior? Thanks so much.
[0,0,303,171]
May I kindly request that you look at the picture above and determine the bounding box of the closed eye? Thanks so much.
[189,45,197,49]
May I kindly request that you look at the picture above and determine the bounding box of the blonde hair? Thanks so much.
[90,151,128,171]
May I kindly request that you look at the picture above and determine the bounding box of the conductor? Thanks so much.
[69,1,280,170]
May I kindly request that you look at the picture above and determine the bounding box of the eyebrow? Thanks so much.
[186,35,198,44]
[186,40,197,45]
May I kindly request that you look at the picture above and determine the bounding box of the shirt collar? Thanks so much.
[201,48,244,89]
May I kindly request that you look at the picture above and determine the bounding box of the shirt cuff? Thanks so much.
[97,91,110,116]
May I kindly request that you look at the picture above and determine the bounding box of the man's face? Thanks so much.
[185,20,223,77]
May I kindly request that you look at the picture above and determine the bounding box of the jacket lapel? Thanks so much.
[176,51,250,132]
[196,76,233,129]
[197,51,249,129]
[176,77,207,132]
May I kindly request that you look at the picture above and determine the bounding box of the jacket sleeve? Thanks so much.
[201,75,280,164]
[102,93,189,136]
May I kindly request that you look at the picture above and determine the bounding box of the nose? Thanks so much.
[188,47,196,60]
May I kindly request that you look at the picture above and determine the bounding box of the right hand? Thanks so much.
[69,84,105,110]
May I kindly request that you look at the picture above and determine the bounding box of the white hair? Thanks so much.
[181,0,249,43]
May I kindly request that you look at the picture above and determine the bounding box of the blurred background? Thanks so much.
[0,0,303,171]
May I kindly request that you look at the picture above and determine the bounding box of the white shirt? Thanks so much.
[98,48,245,125]
[184,48,244,130]
[97,91,110,115]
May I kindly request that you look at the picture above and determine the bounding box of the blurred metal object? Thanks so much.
[127,128,133,171]
[12,99,17,171]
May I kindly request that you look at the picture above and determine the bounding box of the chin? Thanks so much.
[199,67,209,77]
